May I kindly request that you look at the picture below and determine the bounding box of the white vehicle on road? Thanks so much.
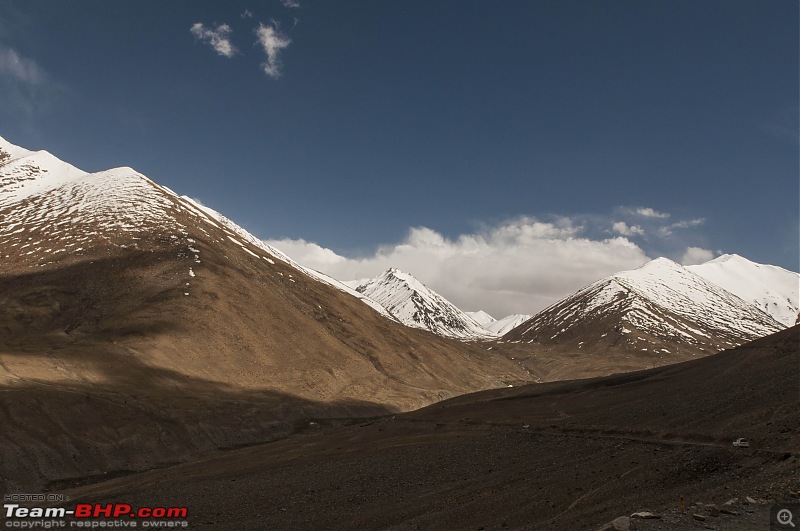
[732,437,750,448]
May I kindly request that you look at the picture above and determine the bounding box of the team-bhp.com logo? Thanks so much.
[4,503,189,528]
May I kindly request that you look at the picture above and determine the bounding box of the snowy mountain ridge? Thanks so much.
[505,257,785,355]
[0,137,194,269]
[465,310,496,328]
[0,136,395,320]
[485,314,532,336]
[2,135,793,350]
[355,269,495,340]
[687,253,799,327]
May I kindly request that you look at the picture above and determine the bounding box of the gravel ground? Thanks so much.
[44,327,798,530]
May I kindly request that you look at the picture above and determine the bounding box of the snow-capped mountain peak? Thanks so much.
[465,310,497,328]
[0,138,89,208]
[485,313,532,336]
[0,139,194,272]
[0,136,395,321]
[687,254,799,326]
[0,135,33,159]
[505,257,784,354]
[355,269,495,340]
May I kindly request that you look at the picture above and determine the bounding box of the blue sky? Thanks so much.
[1,0,797,315]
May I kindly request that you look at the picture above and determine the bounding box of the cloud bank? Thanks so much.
[260,206,721,318]
[265,217,652,317]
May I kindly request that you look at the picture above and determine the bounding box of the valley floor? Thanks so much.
[52,412,797,530]
[47,327,799,530]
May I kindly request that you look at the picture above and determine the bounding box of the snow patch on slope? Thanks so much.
[0,139,89,208]
[177,196,396,320]
[0,138,190,266]
[0,135,397,323]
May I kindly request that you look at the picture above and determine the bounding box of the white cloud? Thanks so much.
[241,10,254,19]
[271,238,347,267]
[0,46,63,123]
[190,23,237,58]
[488,216,579,242]
[634,207,670,219]
[264,217,650,317]
[0,47,44,85]
[255,22,291,78]
[670,218,704,230]
[611,221,645,237]
[281,0,301,8]
[658,218,705,237]
[681,246,715,266]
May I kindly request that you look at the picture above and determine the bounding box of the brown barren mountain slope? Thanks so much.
[0,149,529,491]
[57,327,799,530]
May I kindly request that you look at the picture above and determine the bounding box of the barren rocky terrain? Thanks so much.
[2,140,797,530]
[0,178,529,491]
[49,327,798,530]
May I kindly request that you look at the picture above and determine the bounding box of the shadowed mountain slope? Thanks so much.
[57,327,799,530]
[0,137,529,490]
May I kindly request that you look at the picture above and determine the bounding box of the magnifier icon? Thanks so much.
[778,508,796,528]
